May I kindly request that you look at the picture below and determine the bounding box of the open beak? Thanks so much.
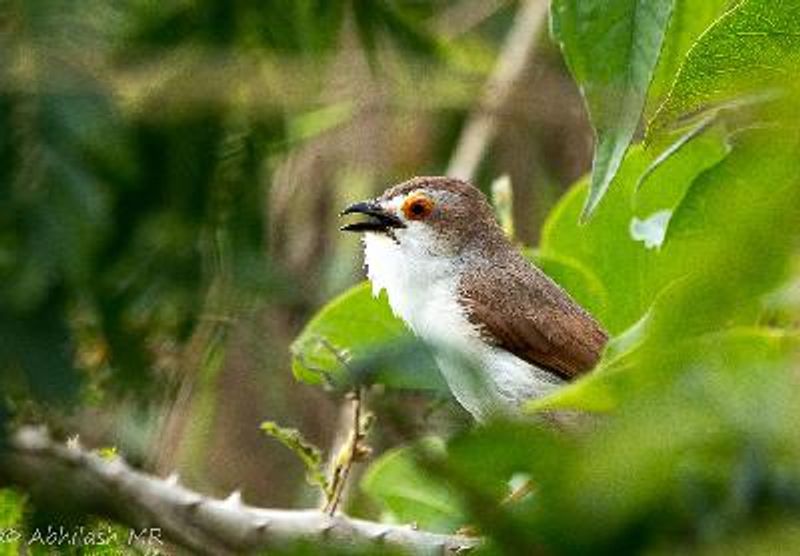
[339,201,406,233]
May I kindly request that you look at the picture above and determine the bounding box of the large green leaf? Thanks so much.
[539,130,728,334]
[651,129,800,343]
[644,0,730,117]
[533,126,800,413]
[551,0,675,218]
[361,437,464,533]
[648,0,800,139]
[530,327,800,413]
[291,282,443,390]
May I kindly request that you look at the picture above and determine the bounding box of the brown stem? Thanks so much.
[324,387,370,516]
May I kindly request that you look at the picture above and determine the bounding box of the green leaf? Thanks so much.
[291,282,442,390]
[530,327,800,413]
[645,0,730,116]
[654,129,800,336]
[526,250,609,319]
[551,0,675,218]
[648,0,800,139]
[533,127,800,413]
[261,421,328,495]
[444,421,564,500]
[529,362,800,554]
[636,115,728,191]
[361,437,464,532]
[539,128,727,333]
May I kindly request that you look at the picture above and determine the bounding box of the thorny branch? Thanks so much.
[0,426,478,555]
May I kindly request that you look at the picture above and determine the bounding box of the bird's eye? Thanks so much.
[402,194,434,220]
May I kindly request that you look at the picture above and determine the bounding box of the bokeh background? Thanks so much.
[1,0,590,509]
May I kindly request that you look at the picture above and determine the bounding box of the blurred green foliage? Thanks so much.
[0,489,25,555]
[1,0,279,410]
[0,0,449,420]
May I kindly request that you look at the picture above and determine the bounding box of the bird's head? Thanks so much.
[340,177,503,257]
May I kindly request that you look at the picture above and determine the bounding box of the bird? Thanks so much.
[340,176,608,422]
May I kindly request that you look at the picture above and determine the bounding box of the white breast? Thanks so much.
[362,233,562,421]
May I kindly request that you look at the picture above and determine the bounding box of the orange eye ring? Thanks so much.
[402,194,435,220]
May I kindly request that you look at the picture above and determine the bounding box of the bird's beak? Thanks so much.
[339,201,406,233]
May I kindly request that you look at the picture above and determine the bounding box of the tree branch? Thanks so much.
[0,426,478,555]
[446,0,549,181]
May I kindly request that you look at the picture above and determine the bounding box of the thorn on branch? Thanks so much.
[66,435,82,451]
[224,490,243,507]
[372,529,389,543]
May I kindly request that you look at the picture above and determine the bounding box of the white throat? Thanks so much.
[363,232,458,329]
[362,233,561,421]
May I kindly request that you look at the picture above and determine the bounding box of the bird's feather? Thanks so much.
[459,254,608,380]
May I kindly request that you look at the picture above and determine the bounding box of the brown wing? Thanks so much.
[459,259,608,380]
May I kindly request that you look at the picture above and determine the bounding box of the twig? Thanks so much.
[0,426,479,555]
[317,340,374,515]
[446,0,549,181]
[324,387,368,516]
